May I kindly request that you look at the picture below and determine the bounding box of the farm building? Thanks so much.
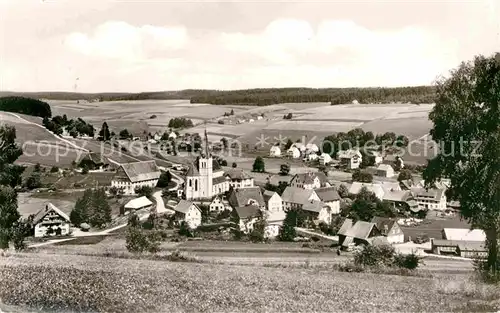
[33,203,71,238]
[305,143,319,154]
[370,151,384,165]
[376,164,395,178]
[111,161,161,195]
[153,132,162,141]
[305,153,319,161]
[301,200,334,224]
[382,189,413,210]
[338,219,382,250]
[319,153,332,165]
[124,196,153,212]
[173,200,202,229]
[224,169,254,189]
[281,187,320,211]
[289,172,329,190]
[348,182,385,200]
[209,196,228,212]
[169,132,177,139]
[371,217,405,243]
[456,241,488,258]
[337,149,362,169]
[292,143,306,152]
[314,187,341,214]
[410,187,447,211]
[79,152,111,171]
[228,187,265,209]
[269,145,281,157]
[287,146,301,159]
[442,228,486,242]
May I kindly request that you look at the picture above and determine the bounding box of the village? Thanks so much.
[19,122,487,261]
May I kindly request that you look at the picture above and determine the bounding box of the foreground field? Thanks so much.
[0,252,497,313]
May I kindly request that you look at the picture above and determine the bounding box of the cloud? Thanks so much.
[65,21,189,62]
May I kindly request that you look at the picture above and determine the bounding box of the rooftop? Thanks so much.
[120,161,160,183]
[33,203,70,225]
[281,187,315,205]
[174,200,199,214]
[124,196,153,210]
[229,187,265,208]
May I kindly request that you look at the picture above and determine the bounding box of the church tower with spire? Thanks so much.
[197,128,213,199]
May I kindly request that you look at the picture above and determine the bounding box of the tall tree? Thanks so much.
[0,186,20,249]
[252,156,265,172]
[0,125,24,187]
[424,54,500,277]
[98,122,111,141]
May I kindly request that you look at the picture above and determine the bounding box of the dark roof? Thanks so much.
[315,187,341,202]
[120,161,160,183]
[84,152,109,165]
[411,187,445,201]
[371,217,397,235]
[212,176,228,185]
[457,241,487,252]
[234,205,261,219]
[228,187,265,208]
[224,169,251,180]
[291,172,328,185]
[174,200,199,214]
[33,203,70,225]
[186,163,199,177]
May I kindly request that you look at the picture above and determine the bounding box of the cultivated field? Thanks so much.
[1,250,497,313]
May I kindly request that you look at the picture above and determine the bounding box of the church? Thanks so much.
[184,131,254,200]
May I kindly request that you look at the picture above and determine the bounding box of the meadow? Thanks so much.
[0,251,497,313]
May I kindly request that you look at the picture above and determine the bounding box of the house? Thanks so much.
[337,149,362,169]
[442,228,486,242]
[370,151,384,165]
[228,187,265,209]
[289,172,329,190]
[257,115,263,120]
[338,219,381,249]
[456,241,488,258]
[173,200,202,229]
[79,152,110,171]
[314,187,341,214]
[33,203,71,238]
[348,182,385,200]
[153,132,163,141]
[292,142,306,152]
[319,153,332,165]
[287,147,301,159]
[305,153,319,162]
[148,139,158,144]
[263,190,283,213]
[209,196,227,212]
[225,169,254,189]
[269,145,281,157]
[305,143,319,154]
[382,189,413,211]
[376,164,395,178]
[371,217,405,243]
[281,187,320,210]
[301,200,334,224]
[124,196,153,212]
[111,161,161,195]
[233,205,261,232]
[410,187,447,211]
[169,132,177,139]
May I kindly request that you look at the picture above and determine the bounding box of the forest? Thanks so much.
[42,114,95,137]
[0,96,52,118]
[0,86,435,106]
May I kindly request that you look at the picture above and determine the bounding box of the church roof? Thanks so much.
[186,163,199,177]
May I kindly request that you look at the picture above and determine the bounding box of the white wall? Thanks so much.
[34,223,70,238]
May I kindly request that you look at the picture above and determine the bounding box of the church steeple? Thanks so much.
[204,122,210,158]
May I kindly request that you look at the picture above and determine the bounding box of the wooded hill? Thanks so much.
[0,86,436,106]
[0,96,52,118]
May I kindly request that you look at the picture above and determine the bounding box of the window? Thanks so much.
[195,180,198,191]
[189,179,192,187]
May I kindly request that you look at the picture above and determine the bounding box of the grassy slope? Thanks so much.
[1,252,496,313]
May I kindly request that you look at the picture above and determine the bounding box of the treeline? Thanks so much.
[189,86,436,106]
[43,114,95,137]
[0,96,52,118]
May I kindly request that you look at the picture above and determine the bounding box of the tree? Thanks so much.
[24,173,42,190]
[230,109,234,115]
[0,186,20,249]
[352,169,373,183]
[220,137,228,150]
[397,169,413,182]
[264,181,288,196]
[119,129,132,140]
[157,171,172,188]
[279,164,290,176]
[70,188,111,228]
[232,162,237,168]
[338,184,349,198]
[0,125,24,187]
[98,122,111,141]
[423,54,500,279]
[343,187,395,221]
[284,138,294,150]
[135,186,153,198]
[252,156,265,172]
[34,163,41,172]
[279,210,297,241]
[50,166,59,173]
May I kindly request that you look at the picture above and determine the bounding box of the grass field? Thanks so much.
[17,192,75,219]
[401,213,470,242]
[0,251,497,313]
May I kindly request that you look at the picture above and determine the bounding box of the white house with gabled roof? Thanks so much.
[111,161,161,195]
[174,200,202,228]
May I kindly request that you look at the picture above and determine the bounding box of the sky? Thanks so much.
[0,0,499,92]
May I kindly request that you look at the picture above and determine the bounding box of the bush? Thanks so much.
[24,173,42,190]
[393,253,421,270]
[50,166,59,173]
